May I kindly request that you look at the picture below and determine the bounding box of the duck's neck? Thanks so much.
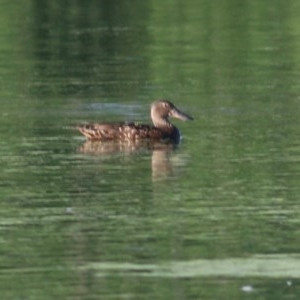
[152,117,172,129]
[153,116,180,141]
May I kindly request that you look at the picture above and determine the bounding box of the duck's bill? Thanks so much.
[170,108,194,121]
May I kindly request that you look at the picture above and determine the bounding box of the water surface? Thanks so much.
[1,1,300,299]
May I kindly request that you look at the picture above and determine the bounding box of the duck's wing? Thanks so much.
[78,122,123,140]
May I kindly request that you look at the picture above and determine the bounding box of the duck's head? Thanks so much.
[151,100,193,127]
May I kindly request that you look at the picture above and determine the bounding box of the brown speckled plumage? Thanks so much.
[78,100,193,143]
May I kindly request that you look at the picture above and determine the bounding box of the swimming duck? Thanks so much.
[78,100,193,143]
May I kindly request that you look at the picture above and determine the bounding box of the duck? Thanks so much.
[77,100,193,143]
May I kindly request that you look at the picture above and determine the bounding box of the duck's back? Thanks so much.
[78,122,173,141]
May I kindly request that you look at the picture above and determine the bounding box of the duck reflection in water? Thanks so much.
[77,100,193,180]
[78,140,185,181]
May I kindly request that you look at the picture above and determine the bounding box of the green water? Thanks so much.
[1,0,300,299]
